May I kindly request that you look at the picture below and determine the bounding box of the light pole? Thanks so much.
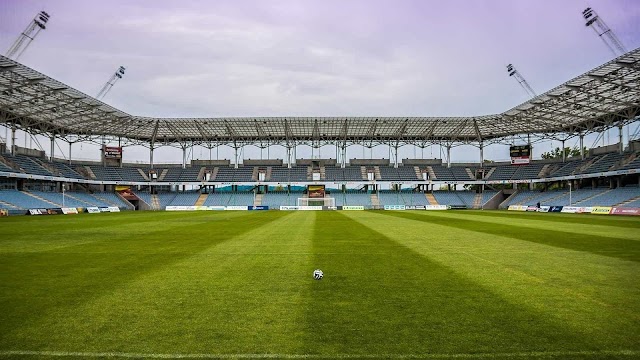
[569,182,572,206]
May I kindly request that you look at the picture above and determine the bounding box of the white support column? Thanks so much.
[562,140,566,162]
[394,145,399,168]
[11,126,16,155]
[50,135,55,161]
[479,142,484,168]
[446,145,451,168]
[619,124,624,154]
[287,147,292,169]
[68,142,72,165]
[182,146,187,169]
[149,145,155,169]
[341,145,347,168]
[234,146,239,169]
[579,134,584,160]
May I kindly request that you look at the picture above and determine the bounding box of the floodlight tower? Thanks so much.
[506,64,536,98]
[5,11,51,61]
[583,8,626,57]
[96,66,126,100]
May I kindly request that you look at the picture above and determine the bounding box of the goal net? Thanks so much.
[297,197,335,207]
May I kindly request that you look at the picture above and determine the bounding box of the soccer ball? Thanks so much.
[313,269,323,280]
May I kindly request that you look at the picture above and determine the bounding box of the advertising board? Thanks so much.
[507,205,527,211]
[610,207,640,216]
[225,206,249,211]
[591,206,612,214]
[384,205,406,210]
[342,206,365,210]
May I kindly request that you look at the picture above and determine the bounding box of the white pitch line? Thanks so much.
[1,350,639,359]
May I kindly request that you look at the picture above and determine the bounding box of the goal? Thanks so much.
[297,197,335,207]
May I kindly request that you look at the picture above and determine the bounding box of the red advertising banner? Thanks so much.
[610,207,640,216]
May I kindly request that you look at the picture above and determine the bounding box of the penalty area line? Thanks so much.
[0,350,639,359]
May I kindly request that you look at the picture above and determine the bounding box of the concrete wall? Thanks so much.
[350,158,390,165]
[243,159,283,166]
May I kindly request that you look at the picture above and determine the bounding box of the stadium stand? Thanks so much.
[49,161,84,179]
[333,192,372,207]
[203,192,254,206]
[168,192,200,206]
[89,166,146,182]
[214,167,254,182]
[574,187,640,206]
[162,167,202,182]
[92,192,131,208]
[377,191,430,206]
[4,154,54,176]
[0,189,53,209]
[260,192,299,207]
[270,166,308,182]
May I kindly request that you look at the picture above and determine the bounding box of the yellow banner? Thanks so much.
[591,206,612,214]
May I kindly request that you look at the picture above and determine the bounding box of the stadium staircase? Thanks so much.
[83,166,96,179]
[209,167,219,180]
[499,190,519,208]
[575,188,613,205]
[24,191,58,207]
[425,193,438,205]
[465,168,475,179]
[538,164,551,178]
[413,166,422,180]
[577,156,603,173]
[619,153,637,168]
[90,193,118,207]
[484,167,496,179]
[426,166,437,180]
[254,193,263,206]
[370,193,380,207]
[158,169,169,181]
[360,166,368,180]
[319,166,326,180]
[617,195,640,207]
[137,169,149,181]
[251,167,259,181]
[0,200,17,209]
[151,194,161,210]
[544,191,572,204]
[195,193,208,206]
[64,193,95,207]
[0,155,19,171]
[472,194,482,209]
[374,167,382,180]
[32,158,60,176]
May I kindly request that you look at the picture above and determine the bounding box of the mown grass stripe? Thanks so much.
[377,211,640,262]
[467,210,640,229]
[2,349,639,359]
[300,211,598,355]
[0,211,291,347]
[414,210,640,242]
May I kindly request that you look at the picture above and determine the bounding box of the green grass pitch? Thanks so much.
[0,210,639,359]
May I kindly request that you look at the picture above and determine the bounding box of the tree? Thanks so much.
[541,146,587,160]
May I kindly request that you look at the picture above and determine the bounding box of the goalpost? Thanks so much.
[297,197,335,208]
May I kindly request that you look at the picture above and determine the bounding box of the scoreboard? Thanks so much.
[510,145,531,165]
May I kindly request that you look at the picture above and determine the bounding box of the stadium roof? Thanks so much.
[0,48,639,148]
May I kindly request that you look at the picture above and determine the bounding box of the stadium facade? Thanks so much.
[0,49,639,212]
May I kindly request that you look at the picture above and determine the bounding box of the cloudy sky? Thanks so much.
[1,0,639,164]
